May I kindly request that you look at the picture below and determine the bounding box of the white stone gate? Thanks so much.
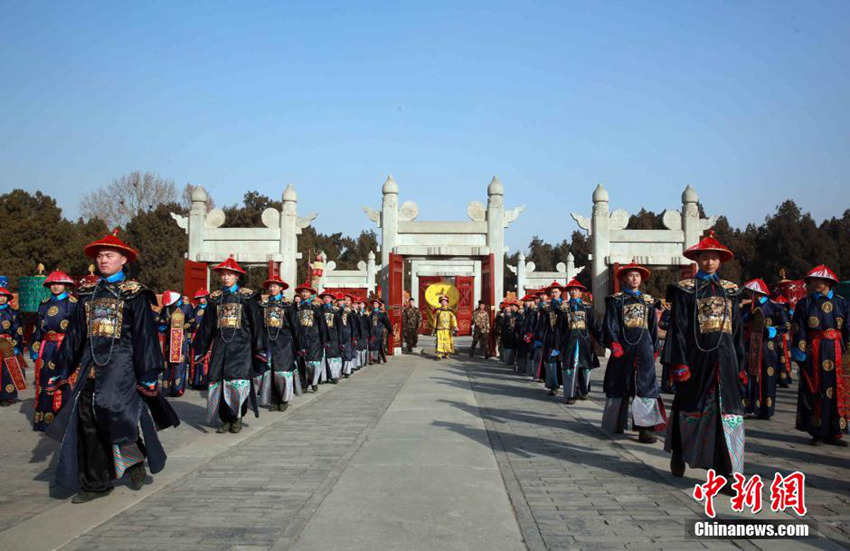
[570,184,717,316]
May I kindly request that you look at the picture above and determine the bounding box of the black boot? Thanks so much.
[330,378,338,385]
[278,402,289,412]
[566,398,576,405]
[229,419,242,433]
[637,428,657,444]
[71,489,112,504]
[670,453,685,477]
[128,462,147,490]
[216,422,232,434]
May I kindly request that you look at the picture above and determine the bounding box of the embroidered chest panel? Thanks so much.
[549,310,559,329]
[217,303,243,329]
[436,311,454,329]
[265,305,285,328]
[324,311,335,328]
[341,311,349,326]
[568,310,587,330]
[508,317,516,330]
[697,296,732,334]
[86,298,124,338]
[623,303,648,329]
[170,308,186,330]
[299,308,315,327]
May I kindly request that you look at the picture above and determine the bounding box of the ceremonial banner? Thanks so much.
[169,310,185,364]
[0,340,27,391]
[748,308,764,378]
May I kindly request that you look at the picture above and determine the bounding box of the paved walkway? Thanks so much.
[0,338,847,551]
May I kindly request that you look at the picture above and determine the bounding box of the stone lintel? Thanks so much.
[398,221,487,234]
[204,227,281,241]
[394,246,491,256]
[606,255,691,266]
[609,229,684,243]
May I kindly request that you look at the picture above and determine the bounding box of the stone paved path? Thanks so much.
[0,339,847,551]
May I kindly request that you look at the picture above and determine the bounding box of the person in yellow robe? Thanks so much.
[433,295,458,360]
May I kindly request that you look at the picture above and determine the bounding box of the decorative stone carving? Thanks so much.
[609,209,629,231]
[170,212,188,232]
[662,209,682,230]
[261,208,280,228]
[325,260,337,272]
[525,261,537,273]
[503,205,525,227]
[399,201,419,221]
[297,213,317,230]
[357,260,367,271]
[556,262,566,273]
[467,201,486,222]
[571,213,592,232]
[205,208,226,228]
[700,215,719,231]
[363,206,381,225]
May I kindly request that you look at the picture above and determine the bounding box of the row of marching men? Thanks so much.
[0,230,394,504]
[486,232,847,486]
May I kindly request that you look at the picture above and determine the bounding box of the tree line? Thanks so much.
[1,172,847,298]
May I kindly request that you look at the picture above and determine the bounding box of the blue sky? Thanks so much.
[1,1,848,254]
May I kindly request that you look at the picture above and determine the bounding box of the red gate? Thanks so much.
[456,276,474,336]
[417,276,442,334]
[387,253,404,356]
[481,253,495,355]
[184,260,208,304]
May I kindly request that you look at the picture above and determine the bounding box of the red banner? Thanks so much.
[169,327,184,363]
[5,355,27,392]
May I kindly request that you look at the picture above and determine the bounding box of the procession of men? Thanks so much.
[487,231,848,486]
[0,231,402,505]
[0,227,846,509]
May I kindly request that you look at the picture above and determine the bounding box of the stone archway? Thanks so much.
[363,175,523,354]
[570,184,717,316]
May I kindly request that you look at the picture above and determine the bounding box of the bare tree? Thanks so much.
[80,171,178,228]
[181,183,215,212]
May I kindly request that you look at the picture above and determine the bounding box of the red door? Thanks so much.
[417,276,442,334]
[456,276,474,336]
[184,260,208,304]
[387,253,404,355]
[481,254,495,355]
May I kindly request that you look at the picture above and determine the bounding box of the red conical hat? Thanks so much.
[43,270,75,287]
[0,287,13,299]
[193,288,210,299]
[318,290,336,299]
[295,282,317,294]
[744,278,770,295]
[212,255,246,274]
[262,275,289,290]
[683,231,734,262]
[804,265,839,284]
[334,292,346,301]
[84,229,139,262]
[162,290,181,307]
[546,280,565,291]
[616,262,650,281]
[564,278,587,292]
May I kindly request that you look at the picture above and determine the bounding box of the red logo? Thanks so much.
[693,471,807,518]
